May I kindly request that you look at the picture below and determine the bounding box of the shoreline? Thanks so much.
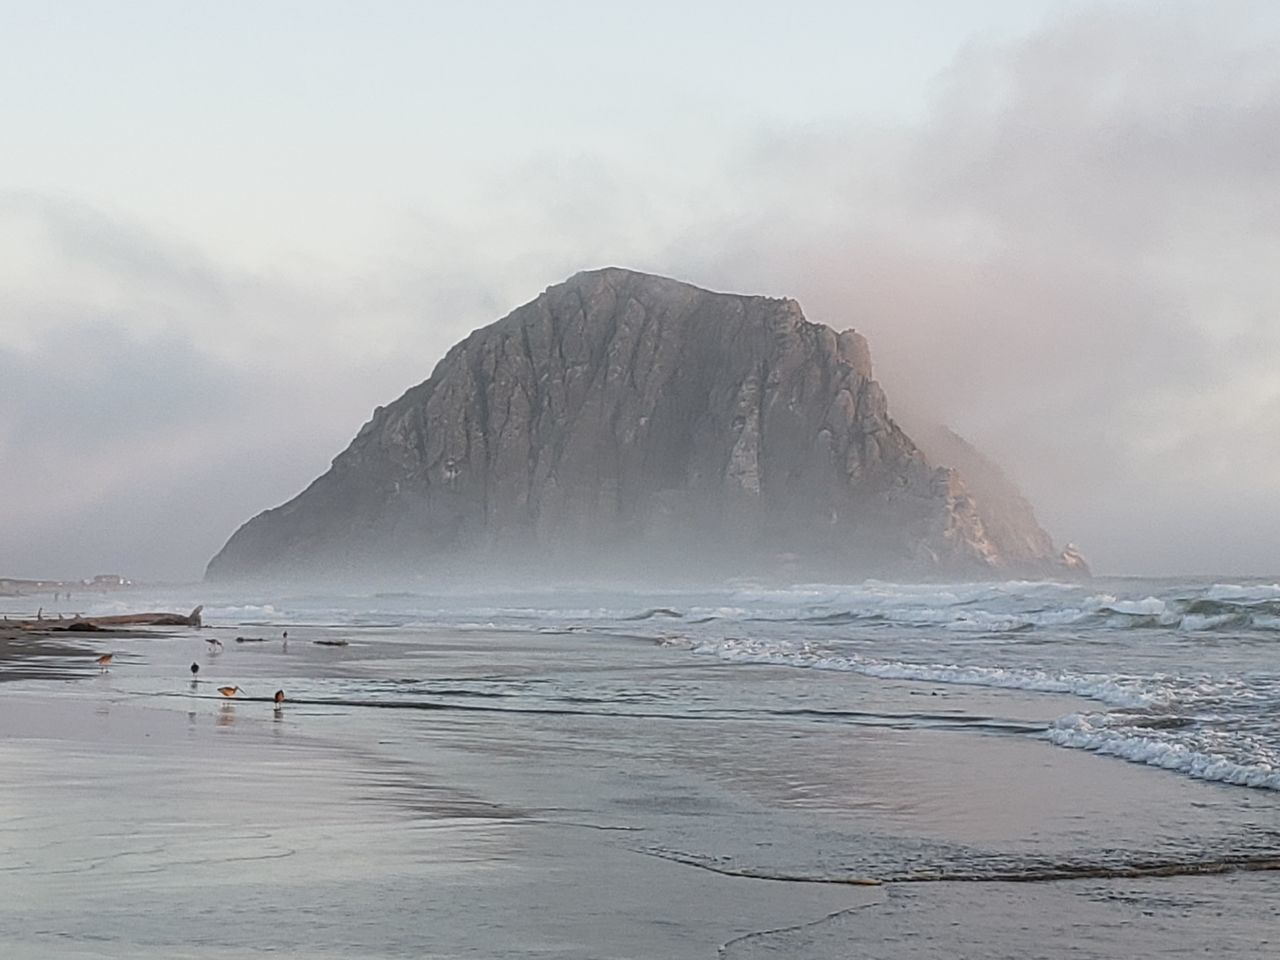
[3,612,1277,958]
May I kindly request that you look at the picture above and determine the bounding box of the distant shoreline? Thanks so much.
[1,573,134,598]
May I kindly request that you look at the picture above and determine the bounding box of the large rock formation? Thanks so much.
[207,268,1083,583]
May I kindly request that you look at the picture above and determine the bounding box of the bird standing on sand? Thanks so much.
[217,685,242,698]
[205,637,223,651]
[190,662,199,676]
[96,653,112,672]
[274,689,285,704]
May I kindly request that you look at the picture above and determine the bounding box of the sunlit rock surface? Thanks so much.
[207,268,1083,582]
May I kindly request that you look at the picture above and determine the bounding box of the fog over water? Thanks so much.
[1,1,1278,580]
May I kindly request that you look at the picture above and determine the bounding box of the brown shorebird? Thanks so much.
[217,685,241,698]
[273,689,285,705]
[96,654,113,672]
[190,662,200,676]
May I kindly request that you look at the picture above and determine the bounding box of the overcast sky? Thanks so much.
[2,0,1278,581]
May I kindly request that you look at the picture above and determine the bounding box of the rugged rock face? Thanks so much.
[207,268,1082,583]
[910,424,1090,576]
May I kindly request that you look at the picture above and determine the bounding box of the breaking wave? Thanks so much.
[661,587,1280,636]
[1048,713,1280,790]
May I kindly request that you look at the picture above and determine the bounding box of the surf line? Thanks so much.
[638,848,1280,886]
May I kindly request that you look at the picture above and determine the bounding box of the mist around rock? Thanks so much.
[206,269,1084,588]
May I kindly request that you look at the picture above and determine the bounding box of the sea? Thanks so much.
[2,576,1278,958]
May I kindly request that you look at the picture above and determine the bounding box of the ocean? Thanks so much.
[2,577,1277,957]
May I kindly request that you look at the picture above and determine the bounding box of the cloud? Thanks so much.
[0,196,459,580]
[654,3,1280,574]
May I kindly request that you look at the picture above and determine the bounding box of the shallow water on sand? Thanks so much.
[2,581,1278,958]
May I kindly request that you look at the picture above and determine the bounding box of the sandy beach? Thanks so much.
[2,591,1277,958]
[0,658,872,959]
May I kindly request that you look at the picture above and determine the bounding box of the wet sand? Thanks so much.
[0,692,874,959]
[0,628,97,681]
[1,623,1277,958]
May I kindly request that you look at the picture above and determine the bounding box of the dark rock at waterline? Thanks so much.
[206,268,1085,582]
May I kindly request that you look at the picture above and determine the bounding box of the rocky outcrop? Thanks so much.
[910,425,1089,576]
[206,268,1082,583]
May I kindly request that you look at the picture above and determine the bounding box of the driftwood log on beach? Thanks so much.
[4,605,203,632]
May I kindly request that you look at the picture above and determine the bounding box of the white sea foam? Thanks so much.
[1207,582,1280,601]
[201,603,280,619]
[1100,596,1167,616]
[1048,714,1280,790]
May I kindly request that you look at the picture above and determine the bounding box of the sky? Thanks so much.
[2,0,1278,581]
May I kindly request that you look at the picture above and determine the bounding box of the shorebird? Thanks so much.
[96,653,113,672]
[205,637,223,651]
[273,689,285,704]
[190,662,200,676]
[217,685,242,698]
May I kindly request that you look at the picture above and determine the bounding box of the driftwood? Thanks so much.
[64,621,108,632]
[8,605,203,632]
